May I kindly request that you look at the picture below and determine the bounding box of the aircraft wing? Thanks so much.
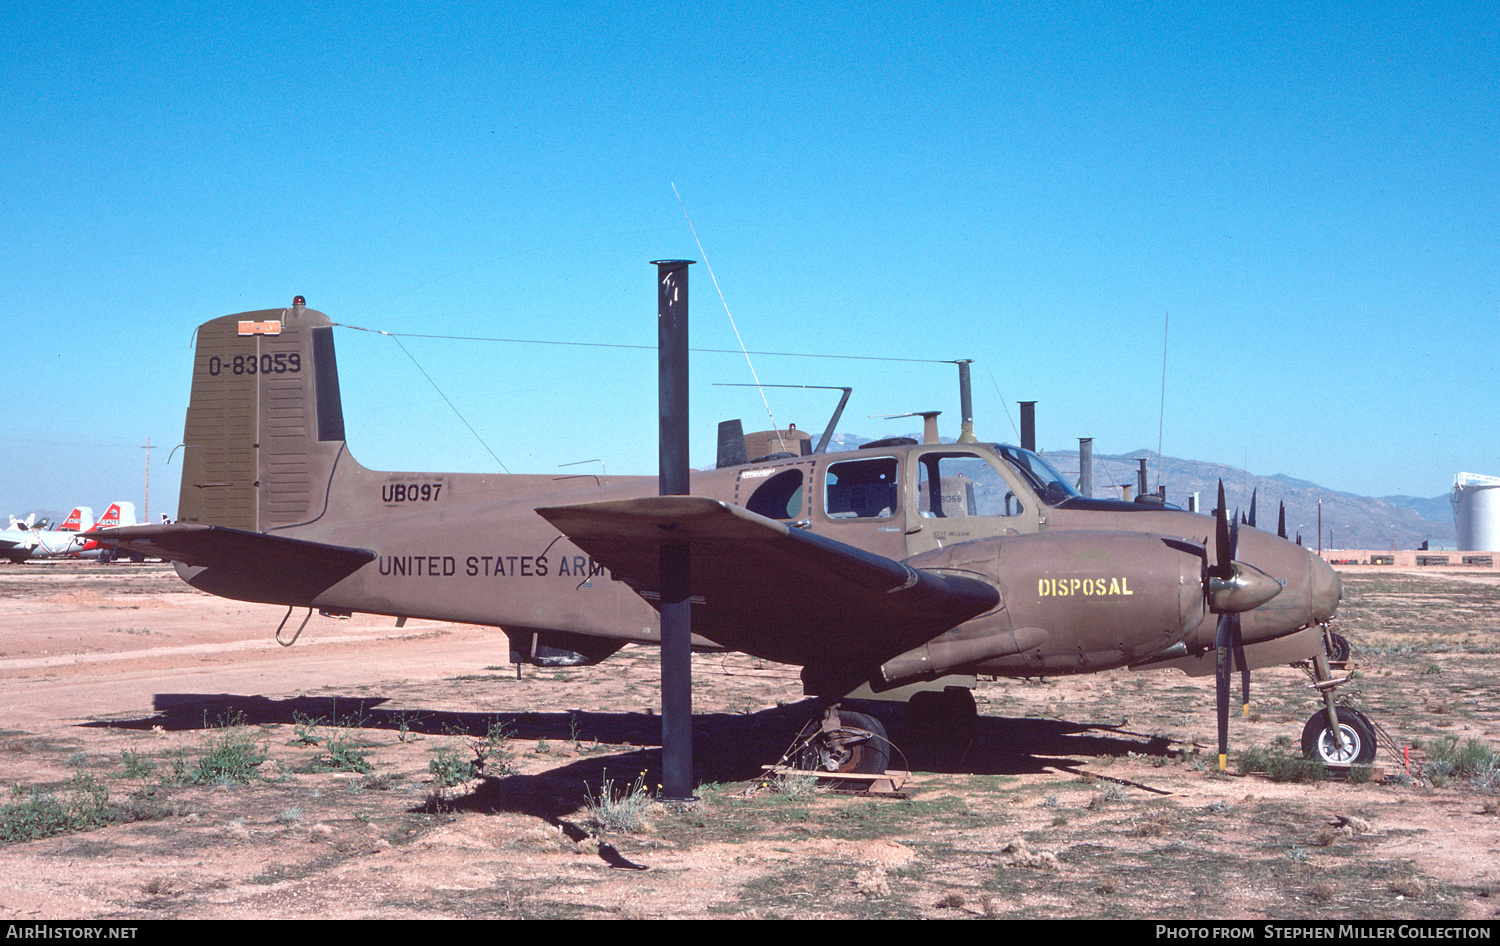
[81,524,375,605]
[537,496,1000,666]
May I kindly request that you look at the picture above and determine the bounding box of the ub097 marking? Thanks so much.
[206,353,301,376]
[382,482,443,504]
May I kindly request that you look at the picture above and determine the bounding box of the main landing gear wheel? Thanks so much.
[1301,709,1377,765]
[1325,632,1351,663]
[795,710,890,775]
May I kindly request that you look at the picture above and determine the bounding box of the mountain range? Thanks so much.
[826,435,1455,551]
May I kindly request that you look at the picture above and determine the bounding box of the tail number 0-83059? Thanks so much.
[206,353,302,376]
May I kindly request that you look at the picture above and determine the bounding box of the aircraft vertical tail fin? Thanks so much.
[177,297,350,532]
[59,507,94,532]
[96,502,137,529]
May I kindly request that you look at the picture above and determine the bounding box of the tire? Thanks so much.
[1326,632,1351,663]
[1302,709,1377,765]
[796,710,890,775]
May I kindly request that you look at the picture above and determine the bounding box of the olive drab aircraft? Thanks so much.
[87,296,1376,775]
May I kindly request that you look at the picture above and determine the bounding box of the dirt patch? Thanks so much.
[0,561,1496,919]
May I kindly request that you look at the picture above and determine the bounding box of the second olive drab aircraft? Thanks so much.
[88,296,1375,775]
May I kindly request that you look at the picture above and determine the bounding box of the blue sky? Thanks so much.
[2,2,1495,518]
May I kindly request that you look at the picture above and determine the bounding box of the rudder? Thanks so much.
[177,297,349,532]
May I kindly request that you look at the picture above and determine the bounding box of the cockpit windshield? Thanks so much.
[995,445,1080,505]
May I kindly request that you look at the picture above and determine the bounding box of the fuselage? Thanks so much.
[199,437,1339,677]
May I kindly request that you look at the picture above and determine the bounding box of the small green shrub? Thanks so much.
[771,771,818,798]
[189,728,266,785]
[290,713,323,747]
[119,749,156,779]
[310,734,372,774]
[429,745,479,789]
[0,775,111,843]
[584,769,654,834]
[1238,746,1325,783]
[1422,736,1498,784]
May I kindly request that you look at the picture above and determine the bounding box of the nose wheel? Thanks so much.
[1300,648,1384,768]
[1302,708,1377,765]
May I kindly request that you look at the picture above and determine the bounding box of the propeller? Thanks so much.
[1277,501,1288,540]
[1206,481,1282,771]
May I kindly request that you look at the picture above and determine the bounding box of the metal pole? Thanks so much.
[955,360,977,444]
[652,259,696,803]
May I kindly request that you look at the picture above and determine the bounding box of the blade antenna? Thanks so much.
[673,184,779,435]
[1156,310,1168,493]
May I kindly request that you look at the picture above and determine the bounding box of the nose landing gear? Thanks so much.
[1300,646,1380,767]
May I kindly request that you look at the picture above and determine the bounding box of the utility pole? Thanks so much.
[141,437,157,522]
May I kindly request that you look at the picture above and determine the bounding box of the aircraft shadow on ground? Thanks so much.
[81,691,1177,789]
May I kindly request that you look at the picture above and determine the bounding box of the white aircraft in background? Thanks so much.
[0,507,95,562]
[86,503,147,562]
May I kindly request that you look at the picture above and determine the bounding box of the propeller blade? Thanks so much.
[1233,611,1250,716]
[1213,482,1232,580]
[1278,502,1288,540]
[1248,490,1258,529]
[1215,612,1233,771]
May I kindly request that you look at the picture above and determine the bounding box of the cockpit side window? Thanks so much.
[918,452,1025,518]
[745,468,805,520]
[996,445,1080,505]
[824,457,899,520]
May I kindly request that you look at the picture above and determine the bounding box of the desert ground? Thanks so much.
[0,561,1496,920]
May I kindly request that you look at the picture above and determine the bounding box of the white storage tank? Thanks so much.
[1451,473,1500,550]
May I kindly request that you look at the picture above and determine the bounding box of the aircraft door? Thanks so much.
[906,450,1037,555]
[815,455,907,559]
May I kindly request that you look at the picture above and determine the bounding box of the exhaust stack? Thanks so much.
[1020,401,1036,452]
[1079,438,1094,498]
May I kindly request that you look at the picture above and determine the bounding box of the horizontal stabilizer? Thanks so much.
[82,524,375,606]
[537,496,999,666]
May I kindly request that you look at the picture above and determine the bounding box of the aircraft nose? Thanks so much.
[1309,552,1341,622]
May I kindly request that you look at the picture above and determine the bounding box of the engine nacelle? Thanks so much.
[882,531,1208,682]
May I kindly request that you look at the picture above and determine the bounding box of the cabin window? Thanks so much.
[917,452,1025,518]
[824,457,899,520]
[746,468,805,520]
